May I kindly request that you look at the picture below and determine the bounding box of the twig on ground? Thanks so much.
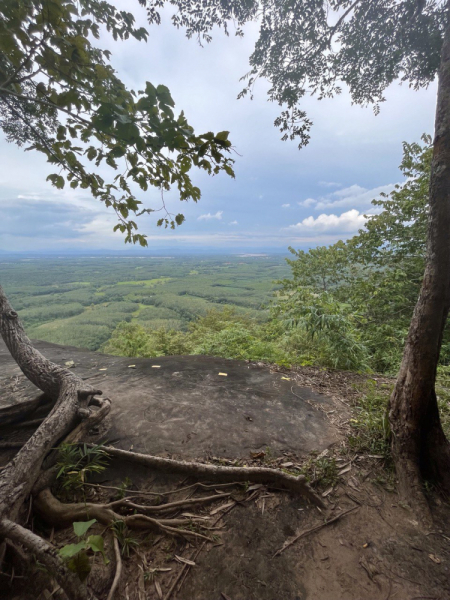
[163,500,238,600]
[273,505,360,557]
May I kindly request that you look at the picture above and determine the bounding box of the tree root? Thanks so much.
[35,488,217,542]
[106,536,121,600]
[0,392,52,426]
[0,287,101,599]
[94,445,325,507]
[0,518,88,600]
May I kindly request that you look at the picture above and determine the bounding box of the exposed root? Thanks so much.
[107,491,231,514]
[82,480,244,499]
[0,518,88,600]
[35,488,217,542]
[95,445,325,507]
[106,535,122,600]
[390,450,433,530]
[0,393,52,426]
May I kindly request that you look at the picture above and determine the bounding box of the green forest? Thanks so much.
[3,136,449,380]
[0,254,289,351]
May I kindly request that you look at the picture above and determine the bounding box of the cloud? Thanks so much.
[229,220,238,225]
[281,203,290,208]
[197,211,223,221]
[313,183,398,212]
[287,209,368,235]
[0,198,101,239]
[298,198,317,208]
[318,181,341,188]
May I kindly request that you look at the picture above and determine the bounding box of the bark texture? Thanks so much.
[389,2,450,520]
[0,286,100,597]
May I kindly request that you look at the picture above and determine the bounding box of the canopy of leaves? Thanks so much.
[275,135,445,373]
[0,0,235,245]
[145,0,446,146]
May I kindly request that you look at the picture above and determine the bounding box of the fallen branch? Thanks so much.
[95,445,325,508]
[273,505,360,557]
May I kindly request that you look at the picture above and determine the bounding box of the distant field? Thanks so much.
[0,255,290,351]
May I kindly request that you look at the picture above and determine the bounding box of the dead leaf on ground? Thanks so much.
[247,484,264,491]
[175,555,196,566]
[250,451,266,459]
[338,464,352,475]
[210,501,236,515]
[154,580,163,599]
[429,554,441,564]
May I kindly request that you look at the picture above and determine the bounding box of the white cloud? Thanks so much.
[287,209,368,235]
[318,181,341,188]
[314,183,398,211]
[17,194,44,200]
[229,220,238,225]
[298,198,317,208]
[198,211,223,221]
[282,203,290,208]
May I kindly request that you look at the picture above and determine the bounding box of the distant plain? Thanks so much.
[0,255,290,350]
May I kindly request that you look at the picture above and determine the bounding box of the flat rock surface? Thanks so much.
[0,339,340,459]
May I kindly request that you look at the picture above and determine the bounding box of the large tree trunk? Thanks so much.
[389,2,450,522]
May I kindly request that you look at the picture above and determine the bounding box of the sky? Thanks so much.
[0,3,438,255]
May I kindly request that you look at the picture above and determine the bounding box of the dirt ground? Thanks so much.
[1,341,450,600]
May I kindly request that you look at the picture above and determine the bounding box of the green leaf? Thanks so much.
[59,541,87,558]
[215,131,229,142]
[87,534,104,553]
[73,519,97,538]
[87,535,110,564]
[67,550,91,582]
[116,122,140,143]
[110,145,126,158]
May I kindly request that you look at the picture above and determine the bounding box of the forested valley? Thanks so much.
[4,136,449,377]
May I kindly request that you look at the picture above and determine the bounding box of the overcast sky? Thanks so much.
[0,3,437,254]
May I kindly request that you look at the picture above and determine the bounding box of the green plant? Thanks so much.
[313,457,339,488]
[116,477,133,500]
[348,382,392,458]
[59,519,109,582]
[111,520,140,557]
[299,455,339,488]
[56,443,109,490]
[437,366,450,438]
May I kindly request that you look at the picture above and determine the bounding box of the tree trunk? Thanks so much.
[389,2,450,521]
